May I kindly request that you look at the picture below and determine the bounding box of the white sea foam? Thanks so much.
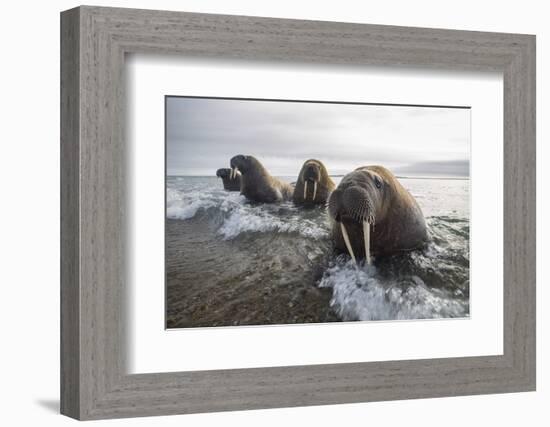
[166,187,222,220]
[318,260,468,321]
[218,208,327,240]
[167,182,329,239]
[166,198,216,220]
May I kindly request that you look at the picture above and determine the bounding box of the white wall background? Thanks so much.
[0,0,546,425]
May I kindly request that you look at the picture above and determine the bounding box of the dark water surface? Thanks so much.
[166,176,470,328]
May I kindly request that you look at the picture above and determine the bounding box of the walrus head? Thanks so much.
[216,167,241,180]
[229,154,263,179]
[298,159,326,202]
[216,168,231,179]
[328,167,386,264]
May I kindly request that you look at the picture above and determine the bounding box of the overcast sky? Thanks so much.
[166,96,470,178]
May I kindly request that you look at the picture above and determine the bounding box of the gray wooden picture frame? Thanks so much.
[60,5,536,420]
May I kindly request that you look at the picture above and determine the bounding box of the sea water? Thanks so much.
[166,176,469,328]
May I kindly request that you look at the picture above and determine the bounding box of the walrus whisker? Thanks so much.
[304,181,308,200]
[363,220,371,265]
[340,222,357,265]
[313,181,317,201]
[351,205,369,223]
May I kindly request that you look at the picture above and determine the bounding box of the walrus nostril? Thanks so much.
[343,186,368,208]
[303,168,318,181]
[343,186,368,200]
[341,186,374,223]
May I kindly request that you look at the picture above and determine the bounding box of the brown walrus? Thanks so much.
[328,165,428,264]
[229,155,294,203]
[216,168,241,191]
[293,159,336,206]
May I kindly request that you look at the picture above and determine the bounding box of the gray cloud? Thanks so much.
[167,97,470,177]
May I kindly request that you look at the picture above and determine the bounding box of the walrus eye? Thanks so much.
[374,176,382,189]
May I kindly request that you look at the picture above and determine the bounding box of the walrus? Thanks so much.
[293,159,336,206]
[328,165,428,264]
[216,168,241,191]
[229,155,294,203]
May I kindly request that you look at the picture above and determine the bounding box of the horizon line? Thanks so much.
[167,174,470,180]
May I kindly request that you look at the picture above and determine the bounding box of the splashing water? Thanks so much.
[318,250,468,321]
[167,177,328,240]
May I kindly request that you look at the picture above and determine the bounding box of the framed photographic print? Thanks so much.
[61,6,536,420]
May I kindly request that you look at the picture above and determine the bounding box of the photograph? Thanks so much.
[165,96,471,329]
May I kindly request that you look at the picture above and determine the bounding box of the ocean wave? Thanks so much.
[218,208,328,240]
[166,187,230,220]
[318,257,468,321]
[167,183,329,240]
[166,198,216,220]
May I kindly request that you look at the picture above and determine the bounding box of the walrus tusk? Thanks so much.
[304,181,308,200]
[231,167,238,180]
[313,181,317,201]
[230,168,234,179]
[363,221,371,265]
[340,222,357,265]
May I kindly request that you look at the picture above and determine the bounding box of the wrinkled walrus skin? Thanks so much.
[229,155,294,203]
[216,168,241,191]
[328,165,428,260]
